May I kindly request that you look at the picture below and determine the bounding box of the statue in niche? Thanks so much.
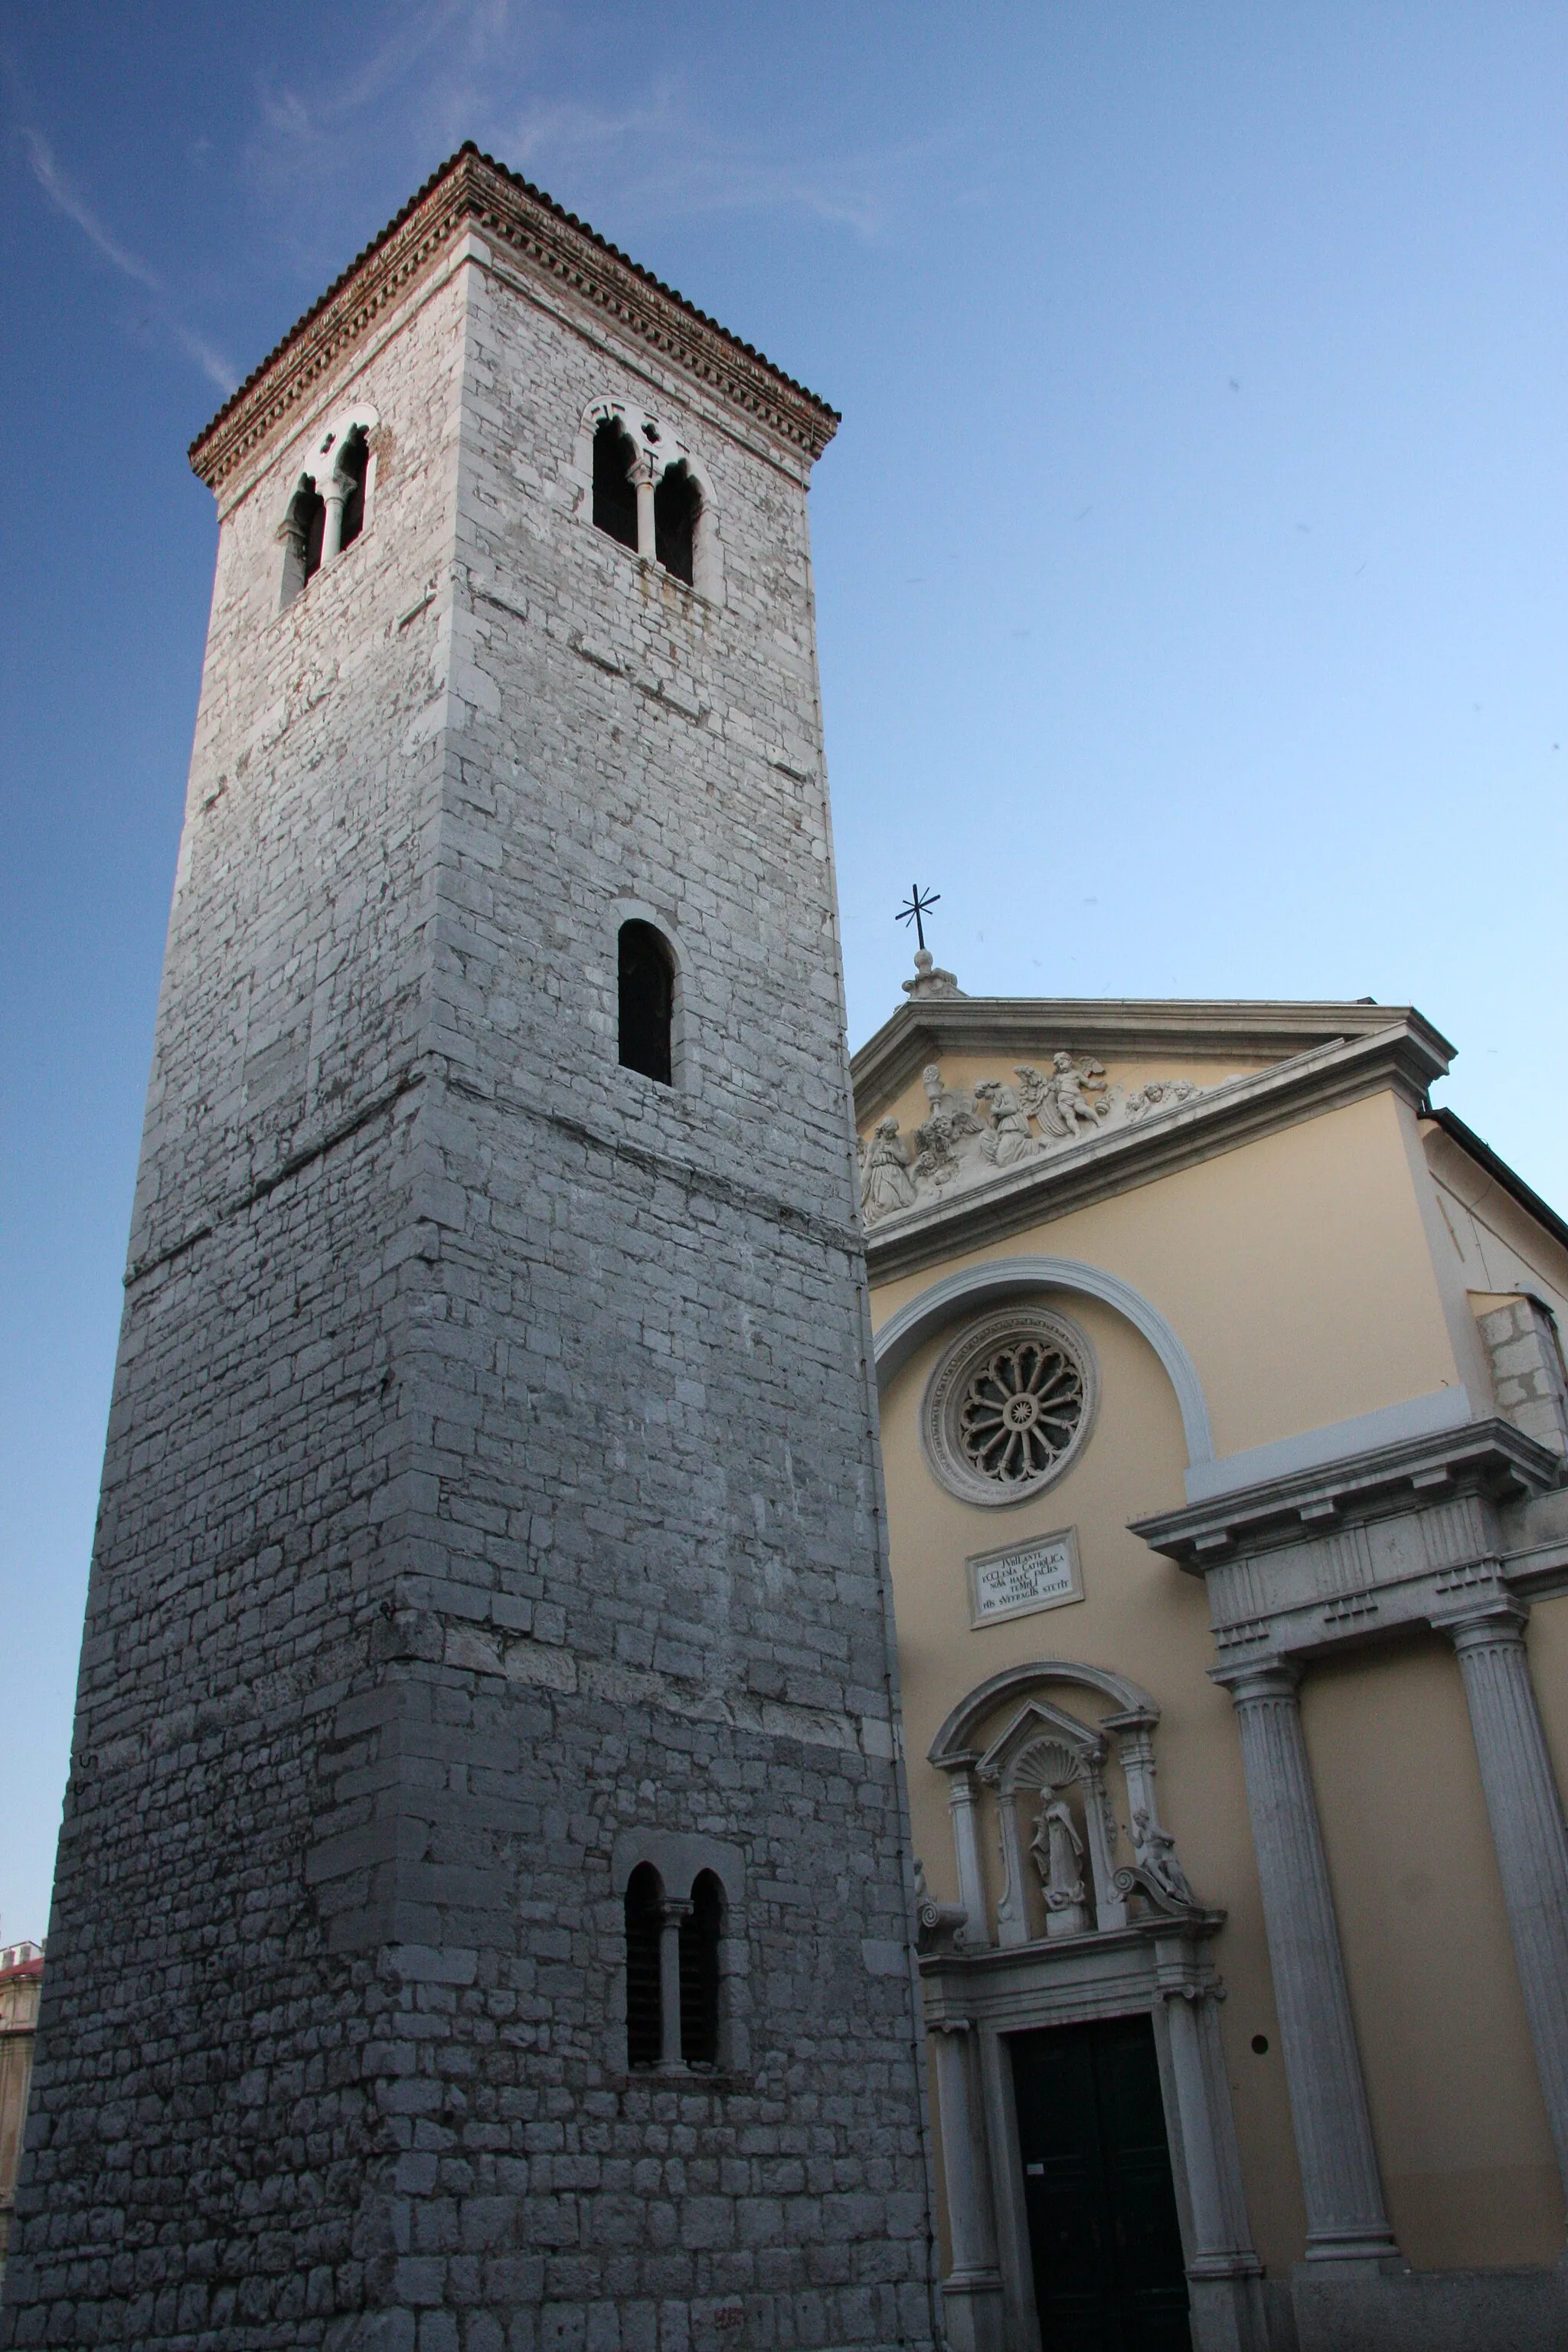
[860,1118,916,1222]
[1030,1785,1087,1919]
[974,1078,1037,1167]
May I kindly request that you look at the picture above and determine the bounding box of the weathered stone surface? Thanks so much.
[2,171,934,2351]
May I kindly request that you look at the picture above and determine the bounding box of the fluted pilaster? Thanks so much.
[1444,1603,1568,2200]
[1219,1661,1399,2269]
[929,2023,1005,2352]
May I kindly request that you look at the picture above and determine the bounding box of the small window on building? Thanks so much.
[618,920,675,1086]
[593,416,639,552]
[624,1863,663,2068]
[280,481,327,609]
[336,427,369,554]
[679,1870,723,2066]
[654,462,700,586]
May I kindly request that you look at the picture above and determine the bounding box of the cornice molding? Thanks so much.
[189,145,840,494]
[1132,1416,1560,1573]
[851,995,1453,1121]
[861,1020,1449,1287]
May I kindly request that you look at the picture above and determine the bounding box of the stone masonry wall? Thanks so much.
[4,212,936,2352]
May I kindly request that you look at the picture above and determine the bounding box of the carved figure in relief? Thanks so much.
[1030,1786,1087,1914]
[973,1079,1037,1168]
[912,1063,984,1189]
[1014,1056,1109,1142]
[1124,1077,1200,1122]
[860,1118,916,1222]
[1130,1808,1196,1908]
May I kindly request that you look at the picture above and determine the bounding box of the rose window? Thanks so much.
[922,1307,1098,1507]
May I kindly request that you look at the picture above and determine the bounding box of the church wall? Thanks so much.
[871,1087,1463,1466]
[877,1297,1309,2276]
[867,1076,1568,2305]
[1300,1636,1564,2268]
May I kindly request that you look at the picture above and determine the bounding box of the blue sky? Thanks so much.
[2,2,1564,1942]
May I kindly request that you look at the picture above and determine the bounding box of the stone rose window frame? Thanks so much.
[922,1304,1100,1508]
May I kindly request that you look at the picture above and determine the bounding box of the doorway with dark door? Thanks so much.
[1011,2012,1191,2352]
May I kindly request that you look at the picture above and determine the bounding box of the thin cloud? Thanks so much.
[242,1,968,251]
[19,127,237,392]
[502,88,910,238]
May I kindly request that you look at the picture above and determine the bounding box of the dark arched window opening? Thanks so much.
[280,482,327,608]
[337,428,369,553]
[679,1870,723,2066]
[654,462,700,586]
[618,920,674,1086]
[593,416,639,551]
[625,1863,663,2068]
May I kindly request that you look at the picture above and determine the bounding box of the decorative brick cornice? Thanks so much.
[189,143,840,493]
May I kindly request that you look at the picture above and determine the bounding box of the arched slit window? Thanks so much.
[618,920,675,1086]
[593,416,639,551]
[654,462,700,586]
[624,1863,664,2068]
[335,427,369,554]
[679,1870,723,2066]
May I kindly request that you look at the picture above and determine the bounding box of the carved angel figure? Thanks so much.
[1015,1055,1109,1142]
[1131,1808,1196,1908]
[860,1117,916,1223]
[973,1079,1037,1168]
[1030,1788,1086,1913]
[1049,1051,1109,1133]
[1123,1077,1200,1123]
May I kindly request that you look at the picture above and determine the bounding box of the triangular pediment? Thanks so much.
[851,994,1452,1274]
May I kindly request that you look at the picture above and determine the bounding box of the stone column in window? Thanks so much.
[948,1767,989,1946]
[659,1897,691,2069]
[1440,1600,1568,2200]
[635,459,657,562]
[929,2020,1004,2352]
[322,475,349,564]
[1215,1658,1400,2270]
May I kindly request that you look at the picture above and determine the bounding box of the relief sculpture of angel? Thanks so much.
[1015,1054,1111,1142]
[860,1117,916,1223]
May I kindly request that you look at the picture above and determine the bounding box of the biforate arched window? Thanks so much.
[618,920,675,1086]
[654,461,700,586]
[624,1862,664,2068]
[593,416,639,552]
[678,1870,723,2066]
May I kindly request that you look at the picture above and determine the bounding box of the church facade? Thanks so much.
[857,959,1568,2350]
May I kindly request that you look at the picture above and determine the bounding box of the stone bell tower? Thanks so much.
[4,147,936,2352]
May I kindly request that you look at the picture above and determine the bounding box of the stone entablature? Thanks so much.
[1133,1417,1562,1664]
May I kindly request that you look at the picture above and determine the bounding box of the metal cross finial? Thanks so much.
[896,884,940,954]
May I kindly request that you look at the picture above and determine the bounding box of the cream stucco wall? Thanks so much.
[871,1071,1568,2282]
[1301,1637,1563,2267]
[872,1089,1465,1465]
[880,1293,1308,2271]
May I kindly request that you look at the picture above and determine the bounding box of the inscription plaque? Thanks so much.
[967,1528,1083,1628]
